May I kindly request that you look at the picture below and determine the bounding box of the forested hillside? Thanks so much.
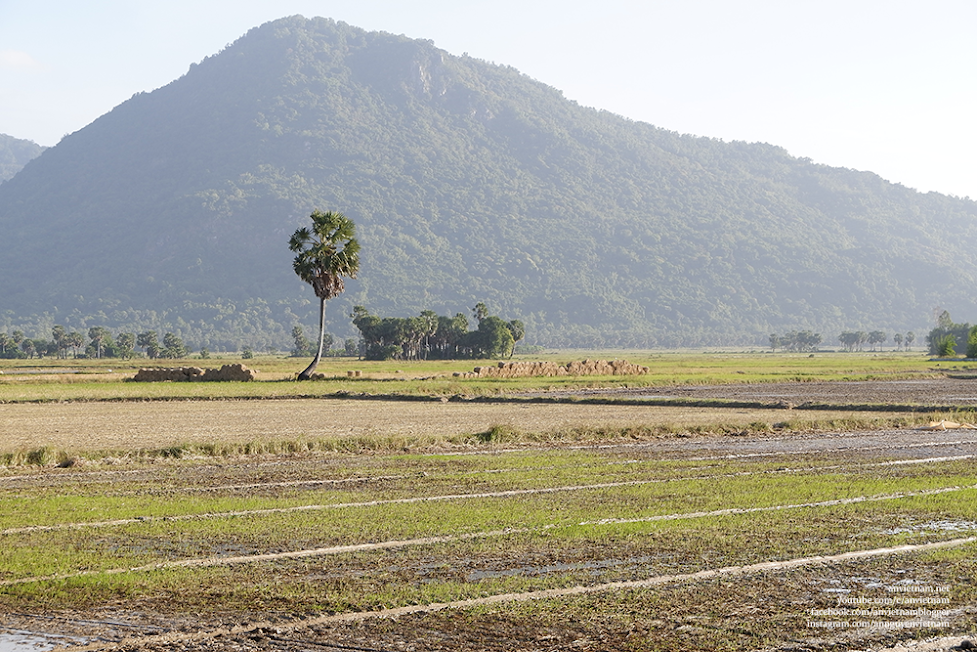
[1,15,975,350]
[0,134,45,182]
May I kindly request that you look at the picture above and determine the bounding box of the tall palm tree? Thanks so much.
[289,210,360,380]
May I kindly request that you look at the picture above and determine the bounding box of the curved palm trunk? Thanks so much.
[298,297,326,380]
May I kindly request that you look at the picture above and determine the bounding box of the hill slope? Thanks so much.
[0,134,45,183]
[1,15,975,349]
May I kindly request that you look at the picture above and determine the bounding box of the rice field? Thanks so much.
[1,354,976,650]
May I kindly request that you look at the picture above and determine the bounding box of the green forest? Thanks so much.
[2,16,977,350]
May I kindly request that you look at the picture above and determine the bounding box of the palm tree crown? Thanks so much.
[289,210,360,299]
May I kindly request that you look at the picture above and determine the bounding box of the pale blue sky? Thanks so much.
[2,0,975,198]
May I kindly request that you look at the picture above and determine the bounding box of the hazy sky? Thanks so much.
[2,1,975,198]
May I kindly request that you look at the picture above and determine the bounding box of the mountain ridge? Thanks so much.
[0,134,45,183]
[0,15,974,349]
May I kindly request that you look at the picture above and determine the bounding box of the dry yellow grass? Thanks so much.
[0,398,908,453]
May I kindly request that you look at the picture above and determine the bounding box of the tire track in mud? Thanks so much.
[3,453,974,536]
[7,483,976,588]
[54,536,977,652]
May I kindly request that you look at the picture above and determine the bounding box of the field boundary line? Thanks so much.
[9,483,976,588]
[56,536,977,652]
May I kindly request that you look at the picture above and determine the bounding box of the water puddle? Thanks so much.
[0,629,87,651]
[883,519,977,535]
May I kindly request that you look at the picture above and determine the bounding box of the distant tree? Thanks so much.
[160,332,188,359]
[39,339,58,358]
[419,310,439,358]
[868,330,886,351]
[51,325,68,359]
[20,338,35,359]
[344,338,357,356]
[926,311,970,356]
[88,326,112,359]
[241,345,254,360]
[781,330,821,352]
[905,331,915,350]
[66,331,84,358]
[137,331,161,359]
[893,333,903,350]
[199,347,211,359]
[839,330,870,352]
[839,331,859,352]
[290,325,314,358]
[472,302,489,323]
[769,334,781,352]
[351,306,386,360]
[0,333,8,356]
[289,210,360,380]
[465,315,516,359]
[436,313,469,358]
[116,332,135,360]
[966,327,977,359]
[934,333,957,357]
[506,320,525,357]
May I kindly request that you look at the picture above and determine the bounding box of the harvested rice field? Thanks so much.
[0,397,916,455]
[1,374,976,651]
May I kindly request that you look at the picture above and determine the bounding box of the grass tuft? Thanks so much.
[476,424,521,443]
[25,447,51,466]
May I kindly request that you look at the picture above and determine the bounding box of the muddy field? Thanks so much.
[2,379,977,651]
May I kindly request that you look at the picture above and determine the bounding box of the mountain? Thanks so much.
[0,134,45,183]
[1,15,975,350]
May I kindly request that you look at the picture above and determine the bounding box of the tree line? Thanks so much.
[351,303,525,361]
[768,329,918,353]
[0,326,190,360]
[925,310,977,358]
[837,330,915,352]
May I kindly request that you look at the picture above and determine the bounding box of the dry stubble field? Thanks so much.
[1,364,977,651]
